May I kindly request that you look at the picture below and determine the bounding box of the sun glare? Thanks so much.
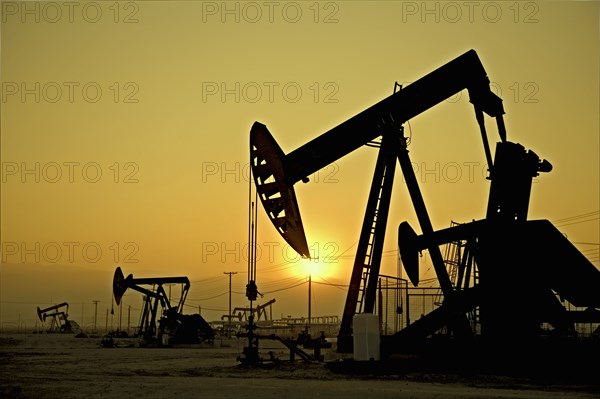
[286,234,347,280]
[300,257,323,277]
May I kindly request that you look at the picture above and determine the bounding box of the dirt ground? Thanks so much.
[1,333,598,399]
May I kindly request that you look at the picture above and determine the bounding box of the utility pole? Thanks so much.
[224,271,238,337]
[127,305,131,336]
[92,300,100,334]
[308,274,312,335]
[119,298,123,332]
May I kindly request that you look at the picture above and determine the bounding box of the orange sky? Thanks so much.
[1,1,598,330]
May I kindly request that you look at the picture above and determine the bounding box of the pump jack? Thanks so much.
[249,49,600,356]
[112,266,214,345]
[37,302,76,333]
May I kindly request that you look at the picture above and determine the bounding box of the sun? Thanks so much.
[283,233,346,280]
[295,250,341,280]
[299,257,323,277]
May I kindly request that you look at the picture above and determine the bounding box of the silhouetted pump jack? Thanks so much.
[249,49,600,355]
[112,266,214,345]
[37,302,75,333]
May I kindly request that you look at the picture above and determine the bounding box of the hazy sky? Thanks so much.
[1,0,598,330]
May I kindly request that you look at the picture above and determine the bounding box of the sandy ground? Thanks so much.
[1,333,598,399]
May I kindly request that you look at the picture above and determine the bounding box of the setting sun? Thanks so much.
[289,236,349,280]
[298,257,322,277]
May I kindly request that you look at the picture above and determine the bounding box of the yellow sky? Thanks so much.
[1,1,599,328]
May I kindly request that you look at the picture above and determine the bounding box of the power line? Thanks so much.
[262,280,307,294]
[553,211,599,228]
[553,211,599,224]
[223,271,238,337]
[188,292,229,301]
[555,218,599,228]
[182,303,226,312]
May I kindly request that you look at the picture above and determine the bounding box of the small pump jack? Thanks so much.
[112,266,214,346]
[37,302,73,333]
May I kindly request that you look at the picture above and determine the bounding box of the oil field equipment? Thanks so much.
[236,170,321,366]
[228,299,276,322]
[112,266,214,345]
[36,302,77,333]
[249,49,600,357]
